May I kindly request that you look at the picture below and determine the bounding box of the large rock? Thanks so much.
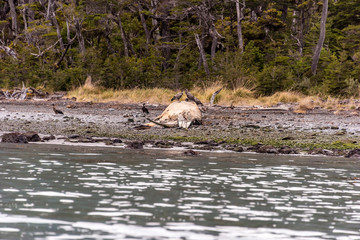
[1,133,28,143]
[23,132,41,142]
[127,141,144,149]
[346,149,360,158]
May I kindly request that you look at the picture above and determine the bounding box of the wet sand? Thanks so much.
[1,99,360,157]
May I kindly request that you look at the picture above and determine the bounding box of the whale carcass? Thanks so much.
[147,101,202,129]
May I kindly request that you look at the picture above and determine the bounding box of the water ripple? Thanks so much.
[0,147,360,239]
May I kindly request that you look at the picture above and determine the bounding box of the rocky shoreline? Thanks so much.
[1,99,360,158]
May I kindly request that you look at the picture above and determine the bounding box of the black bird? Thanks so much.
[171,91,183,101]
[230,102,235,109]
[52,104,64,114]
[185,89,203,106]
[142,103,149,114]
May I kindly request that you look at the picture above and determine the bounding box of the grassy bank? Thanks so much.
[66,84,360,112]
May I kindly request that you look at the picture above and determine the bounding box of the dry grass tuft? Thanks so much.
[257,92,304,107]
[298,98,315,110]
[67,86,176,104]
[191,84,255,106]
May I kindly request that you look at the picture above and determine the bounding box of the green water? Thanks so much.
[0,143,359,239]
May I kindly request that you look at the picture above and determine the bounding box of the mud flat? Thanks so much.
[1,99,360,157]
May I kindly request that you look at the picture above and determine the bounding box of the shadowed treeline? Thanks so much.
[0,0,360,97]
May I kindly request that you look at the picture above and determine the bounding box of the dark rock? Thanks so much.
[224,144,243,152]
[309,148,334,156]
[257,146,279,154]
[194,145,214,151]
[127,141,144,149]
[1,133,28,143]
[278,146,297,154]
[43,135,56,141]
[69,134,80,139]
[173,142,183,147]
[233,146,244,152]
[224,144,235,151]
[194,140,218,146]
[78,138,94,143]
[195,140,209,145]
[155,140,166,145]
[244,124,260,129]
[155,141,173,148]
[23,132,41,142]
[345,149,360,158]
[246,143,263,152]
[335,130,346,135]
[282,136,294,140]
[112,138,122,143]
[92,137,110,142]
[183,150,199,156]
[157,144,173,149]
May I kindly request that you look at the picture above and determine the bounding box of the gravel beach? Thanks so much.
[1,99,360,157]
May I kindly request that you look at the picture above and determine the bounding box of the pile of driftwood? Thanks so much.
[0,84,48,100]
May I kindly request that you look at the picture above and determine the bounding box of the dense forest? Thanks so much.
[0,0,359,96]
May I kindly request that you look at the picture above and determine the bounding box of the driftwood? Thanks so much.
[210,88,222,105]
[0,83,48,100]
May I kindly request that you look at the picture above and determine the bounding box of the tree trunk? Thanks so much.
[8,0,17,36]
[236,0,245,52]
[291,4,304,56]
[298,7,305,56]
[105,19,114,54]
[55,37,75,70]
[66,20,73,64]
[0,2,10,21]
[66,20,71,43]
[210,32,217,70]
[138,6,150,50]
[20,0,31,43]
[160,18,171,70]
[21,0,27,30]
[116,13,130,57]
[74,18,86,55]
[311,0,328,75]
[150,0,160,43]
[52,12,64,51]
[211,34,217,62]
[47,0,65,52]
[195,33,210,76]
[46,0,53,20]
